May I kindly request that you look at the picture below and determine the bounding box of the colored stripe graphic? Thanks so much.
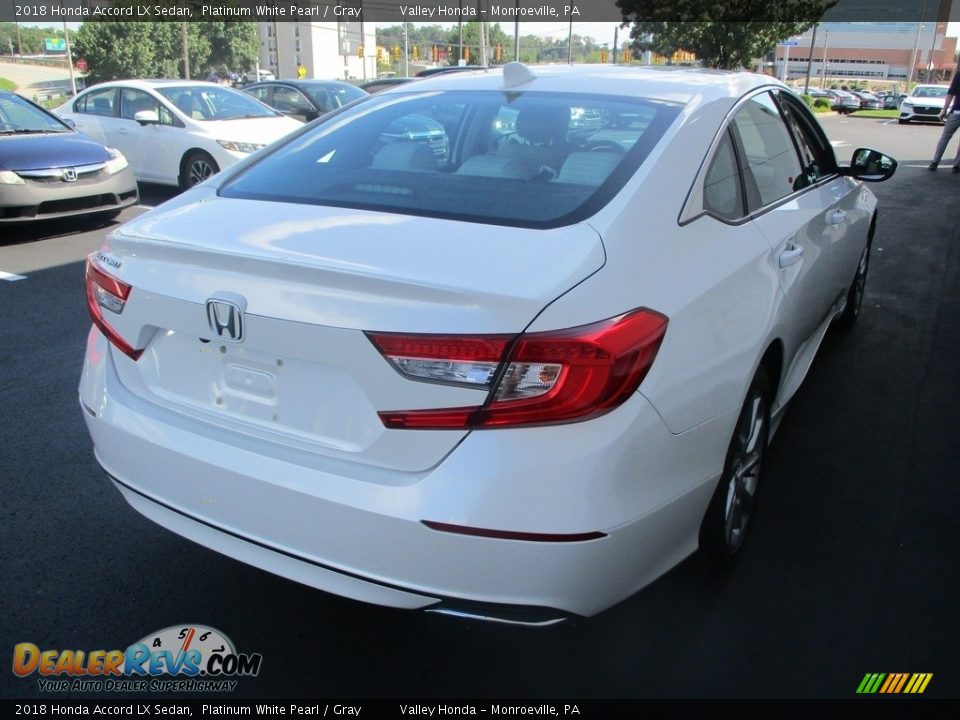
[858,672,932,694]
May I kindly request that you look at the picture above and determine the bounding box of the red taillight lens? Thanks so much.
[371,309,668,430]
[85,256,141,361]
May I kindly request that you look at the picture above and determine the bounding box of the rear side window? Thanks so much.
[220,91,681,228]
[703,129,744,221]
[731,92,803,210]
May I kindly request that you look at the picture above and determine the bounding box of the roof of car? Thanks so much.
[389,64,785,106]
[247,79,360,87]
[81,79,224,90]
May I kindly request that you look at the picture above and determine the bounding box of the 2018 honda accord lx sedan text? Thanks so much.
[80,64,895,624]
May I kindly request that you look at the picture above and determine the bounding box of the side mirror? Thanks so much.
[62,118,76,129]
[134,110,160,126]
[840,147,897,182]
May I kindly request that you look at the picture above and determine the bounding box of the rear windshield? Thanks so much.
[219,90,681,228]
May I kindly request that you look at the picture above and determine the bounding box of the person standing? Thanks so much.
[928,64,960,173]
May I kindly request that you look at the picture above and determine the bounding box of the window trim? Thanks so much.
[679,86,842,228]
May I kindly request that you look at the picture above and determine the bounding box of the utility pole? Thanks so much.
[804,24,818,95]
[273,19,281,78]
[63,20,76,95]
[458,12,463,66]
[403,23,409,76]
[181,22,190,79]
[15,21,22,56]
[613,26,618,64]
[479,11,487,66]
[567,17,573,64]
[514,0,520,62]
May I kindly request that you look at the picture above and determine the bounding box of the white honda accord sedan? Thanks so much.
[80,64,895,624]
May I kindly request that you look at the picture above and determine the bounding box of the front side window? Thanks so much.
[302,84,367,113]
[220,91,681,228]
[731,92,803,210]
[273,86,313,114]
[157,85,279,121]
[775,90,837,189]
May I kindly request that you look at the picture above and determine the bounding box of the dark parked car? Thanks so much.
[877,91,907,110]
[0,89,138,224]
[242,80,367,123]
[849,91,882,110]
[826,90,861,114]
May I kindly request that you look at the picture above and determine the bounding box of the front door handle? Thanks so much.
[826,209,848,225]
[779,245,804,269]
[116,128,129,135]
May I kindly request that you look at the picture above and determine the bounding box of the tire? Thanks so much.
[837,235,872,328]
[898,119,909,125]
[699,366,772,565]
[180,151,219,190]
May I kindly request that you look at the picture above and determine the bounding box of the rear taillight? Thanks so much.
[368,308,667,430]
[85,255,141,361]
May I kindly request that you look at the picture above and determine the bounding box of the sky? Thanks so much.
[17,20,960,48]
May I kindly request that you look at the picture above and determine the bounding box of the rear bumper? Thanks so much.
[81,327,733,618]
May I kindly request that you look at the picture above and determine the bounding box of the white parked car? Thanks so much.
[80,64,896,623]
[55,80,301,189]
[898,84,950,124]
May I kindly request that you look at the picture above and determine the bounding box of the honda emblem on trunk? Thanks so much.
[206,297,245,342]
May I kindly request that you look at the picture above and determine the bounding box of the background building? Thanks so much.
[258,21,376,81]
[775,21,957,85]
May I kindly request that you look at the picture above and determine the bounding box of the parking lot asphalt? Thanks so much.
[1,116,958,699]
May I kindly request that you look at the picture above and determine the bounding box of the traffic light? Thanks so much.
[494,45,503,63]
[358,44,364,59]
[412,45,419,61]
[600,50,608,63]
[622,50,633,63]
[432,45,439,63]
[377,47,385,63]
[393,46,400,62]
[464,47,470,63]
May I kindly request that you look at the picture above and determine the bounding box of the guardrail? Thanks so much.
[0,55,71,69]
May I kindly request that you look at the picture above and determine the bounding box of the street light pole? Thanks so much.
[820,30,829,88]
[804,23,818,95]
[907,0,927,88]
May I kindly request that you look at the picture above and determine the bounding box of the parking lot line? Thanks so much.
[0,269,27,282]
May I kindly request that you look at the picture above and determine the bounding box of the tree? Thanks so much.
[617,0,838,70]
[74,19,258,83]
[203,22,260,74]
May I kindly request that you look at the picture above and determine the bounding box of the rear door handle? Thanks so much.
[779,245,804,269]
[826,209,847,225]
[116,128,129,135]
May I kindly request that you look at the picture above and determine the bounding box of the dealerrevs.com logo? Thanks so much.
[12,625,262,693]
